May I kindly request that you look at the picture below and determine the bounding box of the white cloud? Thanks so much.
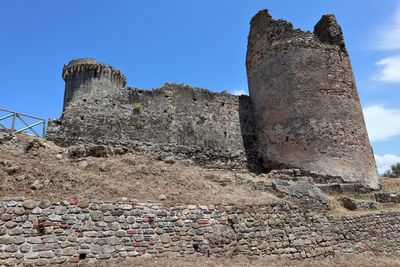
[375,4,400,50]
[375,154,400,174]
[231,89,248,96]
[373,3,400,83]
[375,55,400,83]
[363,105,400,142]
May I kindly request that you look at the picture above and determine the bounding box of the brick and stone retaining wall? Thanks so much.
[1,198,399,266]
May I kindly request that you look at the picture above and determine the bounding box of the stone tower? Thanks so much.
[62,58,126,111]
[246,10,378,188]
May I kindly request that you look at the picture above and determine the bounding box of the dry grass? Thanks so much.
[381,177,400,193]
[0,132,279,205]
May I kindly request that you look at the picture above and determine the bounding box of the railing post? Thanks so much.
[11,113,16,131]
[1,108,46,138]
[42,121,46,138]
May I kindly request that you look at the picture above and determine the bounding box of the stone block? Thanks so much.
[0,236,14,245]
[375,192,391,203]
[23,200,38,209]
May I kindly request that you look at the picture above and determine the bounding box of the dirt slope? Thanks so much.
[81,254,400,267]
[0,131,279,205]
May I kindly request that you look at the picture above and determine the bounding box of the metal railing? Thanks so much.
[0,108,46,138]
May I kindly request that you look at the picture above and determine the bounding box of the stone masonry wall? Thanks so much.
[47,82,258,170]
[62,59,126,111]
[1,198,399,266]
[246,10,378,188]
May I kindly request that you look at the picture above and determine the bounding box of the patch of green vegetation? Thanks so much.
[196,114,207,125]
[133,102,142,112]
[384,162,400,178]
[116,117,124,126]
[132,120,144,130]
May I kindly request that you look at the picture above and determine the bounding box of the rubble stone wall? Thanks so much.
[62,58,127,111]
[1,199,399,266]
[246,10,378,188]
[47,78,258,170]
[47,8,380,187]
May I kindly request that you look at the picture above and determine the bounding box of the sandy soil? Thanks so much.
[381,177,400,192]
[71,254,400,267]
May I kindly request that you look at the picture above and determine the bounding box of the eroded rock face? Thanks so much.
[271,180,329,212]
[246,10,378,188]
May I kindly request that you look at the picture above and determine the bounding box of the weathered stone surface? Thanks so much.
[16,175,27,182]
[14,236,25,245]
[20,244,32,253]
[46,59,258,171]
[44,8,379,192]
[62,247,75,256]
[246,10,378,189]
[108,237,121,246]
[13,207,25,216]
[23,200,38,209]
[1,214,13,221]
[5,221,17,229]
[31,180,44,190]
[49,257,67,264]
[38,200,51,209]
[157,194,167,201]
[0,258,16,266]
[27,237,42,244]
[0,199,398,264]
[26,252,40,259]
[99,253,112,259]
[375,192,391,203]
[49,214,62,222]
[90,211,103,221]
[34,259,48,266]
[0,236,14,245]
[391,193,400,203]
[160,233,170,244]
[272,180,328,211]
[340,197,377,210]
[39,251,55,258]
[126,216,136,224]
[90,245,102,254]
[0,15,396,263]
[0,226,6,235]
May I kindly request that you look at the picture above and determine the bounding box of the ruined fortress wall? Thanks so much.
[62,58,127,111]
[246,10,378,188]
[47,60,258,169]
[48,9,379,187]
[1,198,400,266]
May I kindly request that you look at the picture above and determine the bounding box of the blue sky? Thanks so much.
[0,0,399,173]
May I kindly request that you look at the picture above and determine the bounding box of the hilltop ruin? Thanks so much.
[47,10,377,189]
[1,9,395,267]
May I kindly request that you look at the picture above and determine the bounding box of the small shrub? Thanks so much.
[116,117,124,126]
[383,162,400,178]
[132,120,144,130]
[133,102,142,112]
[196,114,207,125]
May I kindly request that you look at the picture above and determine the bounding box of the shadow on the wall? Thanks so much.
[238,95,263,173]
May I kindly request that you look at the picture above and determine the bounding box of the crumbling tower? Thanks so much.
[246,10,378,188]
[62,58,126,110]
